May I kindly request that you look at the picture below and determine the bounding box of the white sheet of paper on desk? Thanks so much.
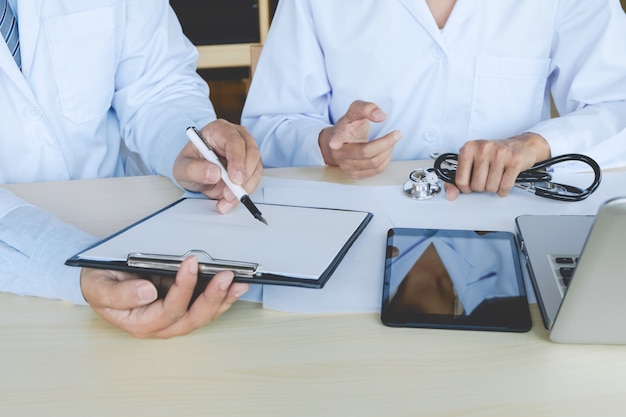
[257,170,626,313]
[260,178,393,313]
[77,198,369,280]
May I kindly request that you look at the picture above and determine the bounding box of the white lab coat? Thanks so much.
[0,1,215,198]
[242,0,626,169]
[0,0,215,302]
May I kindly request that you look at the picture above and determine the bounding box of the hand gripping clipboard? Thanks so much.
[66,198,373,288]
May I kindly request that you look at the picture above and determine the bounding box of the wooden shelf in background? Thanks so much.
[196,0,270,69]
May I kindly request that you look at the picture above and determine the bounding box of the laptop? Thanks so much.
[515,196,626,344]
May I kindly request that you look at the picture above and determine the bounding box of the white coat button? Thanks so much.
[25,106,43,121]
[424,128,440,142]
[431,45,446,60]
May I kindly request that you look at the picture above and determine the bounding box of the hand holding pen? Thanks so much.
[171,120,264,220]
[186,126,268,225]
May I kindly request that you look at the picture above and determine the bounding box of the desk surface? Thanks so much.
[2,166,626,417]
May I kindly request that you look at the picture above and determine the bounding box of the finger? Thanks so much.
[333,138,397,179]
[202,121,249,186]
[496,166,522,197]
[455,140,495,194]
[452,150,473,194]
[484,159,506,193]
[333,130,401,165]
[203,122,263,207]
[215,283,250,317]
[122,260,204,338]
[156,271,249,338]
[329,135,350,151]
[81,268,158,310]
[328,124,364,150]
[214,145,263,215]
[159,256,201,321]
[342,149,394,179]
[241,145,264,192]
[345,100,387,124]
[469,158,492,192]
[190,158,224,187]
[329,101,388,150]
[121,256,203,339]
[174,142,223,192]
[496,149,529,197]
[204,181,229,201]
[215,195,238,214]
[444,183,461,201]
[196,273,249,318]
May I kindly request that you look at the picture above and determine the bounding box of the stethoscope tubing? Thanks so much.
[432,153,602,202]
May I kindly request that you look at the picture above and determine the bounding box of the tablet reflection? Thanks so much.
[383,229,529,330]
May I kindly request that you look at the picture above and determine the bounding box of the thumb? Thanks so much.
[344,100,387,123]
[82,269,158,310]
[329,101,386,150]
[113,279,159,309]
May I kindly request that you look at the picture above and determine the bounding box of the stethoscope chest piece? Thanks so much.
[403,168,442,200]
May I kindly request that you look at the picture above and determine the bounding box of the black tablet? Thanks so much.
[381,228,532,332]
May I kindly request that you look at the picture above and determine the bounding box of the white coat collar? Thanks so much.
[14,0,43,78]
[397,0,481,47]
[1,0,43,100]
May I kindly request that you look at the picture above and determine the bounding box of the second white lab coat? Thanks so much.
[242,0,626,169]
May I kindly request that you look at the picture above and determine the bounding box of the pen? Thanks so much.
[185,126,268,226]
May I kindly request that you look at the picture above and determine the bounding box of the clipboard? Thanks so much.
[66,198,373,288]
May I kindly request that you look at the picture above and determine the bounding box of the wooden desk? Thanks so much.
[2,168,626,417]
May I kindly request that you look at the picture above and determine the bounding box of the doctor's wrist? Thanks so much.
[509,132,551,164]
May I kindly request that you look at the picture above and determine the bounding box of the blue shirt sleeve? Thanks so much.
[0,203,99,305]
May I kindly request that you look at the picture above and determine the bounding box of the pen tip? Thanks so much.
[258,216,268,226]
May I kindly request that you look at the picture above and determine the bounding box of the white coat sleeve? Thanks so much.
[241,0,332,168]
[112,2,218,180]
[529,1,626,164]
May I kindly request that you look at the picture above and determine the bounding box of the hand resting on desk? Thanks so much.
[445,132,552,201]
[80,256,249,339]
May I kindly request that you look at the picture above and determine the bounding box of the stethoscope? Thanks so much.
[403,153,602,202]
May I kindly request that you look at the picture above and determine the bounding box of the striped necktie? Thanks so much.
[1,0,21,69]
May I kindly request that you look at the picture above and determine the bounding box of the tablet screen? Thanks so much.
[381,228,532,332]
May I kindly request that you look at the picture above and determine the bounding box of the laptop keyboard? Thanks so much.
[549,254,580,295]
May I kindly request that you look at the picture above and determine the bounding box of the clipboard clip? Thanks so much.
[127,250,259,278]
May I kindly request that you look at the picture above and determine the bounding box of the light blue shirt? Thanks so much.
[242,0,626,169]
[0,1,216,303]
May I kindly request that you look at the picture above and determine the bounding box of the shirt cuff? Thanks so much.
[0,187,32,217]
[0,205,99,304]
[147,114,217,189]
[275,118,331,166]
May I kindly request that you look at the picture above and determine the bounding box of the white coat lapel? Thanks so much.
[13,0,43,78]
[397,0,481,46]
[440,0,482,41]
[0,40,18,72]
[0,0,41,99]
[397,0,445,46]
